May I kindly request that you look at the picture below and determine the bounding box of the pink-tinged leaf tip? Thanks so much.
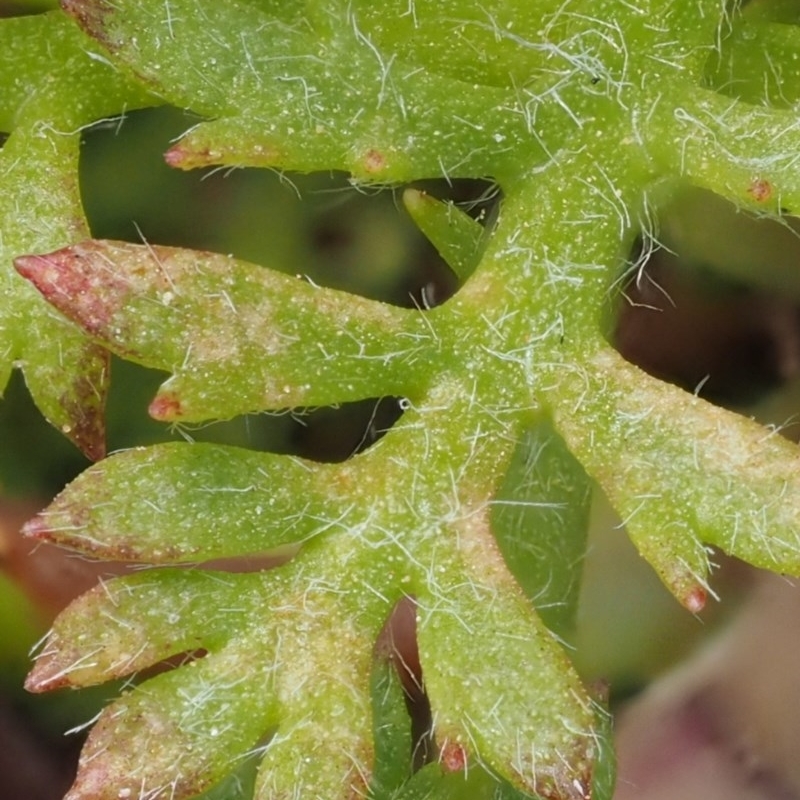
[14,254,44,280]
[15,242,132,339]
[25,656,68,693]
[14,250,83,295]
[21,515,51,541]
[164,137,282,170]
[163,144,193,168]
[684,587,707,614]
[149,392,183,420]
[62,756,120,800]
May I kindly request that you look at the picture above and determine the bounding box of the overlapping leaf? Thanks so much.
[0,12,151,457]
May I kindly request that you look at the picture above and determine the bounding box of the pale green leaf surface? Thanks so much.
[708,20,800,107]
[30,539,394,800]
[742,0,800,23]
[59,0,573,183]
[64,646,281,800]
[25,442,362,562]
[390,762,534,800]
[646,86,800,212]
[369,658,414,799]
[26,570,254,690]
[345,0,564,88]
[413,509,595,800]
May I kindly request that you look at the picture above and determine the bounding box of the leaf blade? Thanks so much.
[16,240,426,419]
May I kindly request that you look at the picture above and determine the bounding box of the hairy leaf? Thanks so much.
[16,240,425,419]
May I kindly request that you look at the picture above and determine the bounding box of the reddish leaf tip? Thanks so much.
[63,756,116,800]
[15,242,132,340]
[13,254,47,280]
[149,392,183,420]
[25,660,66,693]
[163,141,224,170]
[72,426,107,462]
[163,144,191,168]
[684,586,707,614]
[163,146,182,168]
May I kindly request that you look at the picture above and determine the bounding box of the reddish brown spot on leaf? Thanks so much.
[363,149,386,175]
[61,0,118,50]
[747,178,772,203]
[58,344,109,461]
[439,740,467,773]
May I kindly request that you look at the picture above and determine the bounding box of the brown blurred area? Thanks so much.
[0,499,98,800]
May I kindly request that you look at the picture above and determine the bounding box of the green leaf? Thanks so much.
[391,761,535,800]
[15,240,430,419]
[30,540,392,800]
[370,656,414,799]
[491,417,592,638]
[65,646,280,800]
[344,0,562,88]
[60,0,559,183]
[26,569,250,690]
[413,508,595,800]
[23,442,360,562]
[14,2,800,800]
[707,19,800,107]
[644,86,800,213]
[553,346,800,609]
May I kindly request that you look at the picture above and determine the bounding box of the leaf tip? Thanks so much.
[149,392,183,420]
[401,187,427,211]
[14,248,83,310]
[683,586,707,614]
[62,757,114,800]
[14,255,64,297]
[25,660,66,694]
[16,242,133,340]
[165,134,282,170]
[69,418,107,462]
[163,143,196,169]
[21,515,50,542]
